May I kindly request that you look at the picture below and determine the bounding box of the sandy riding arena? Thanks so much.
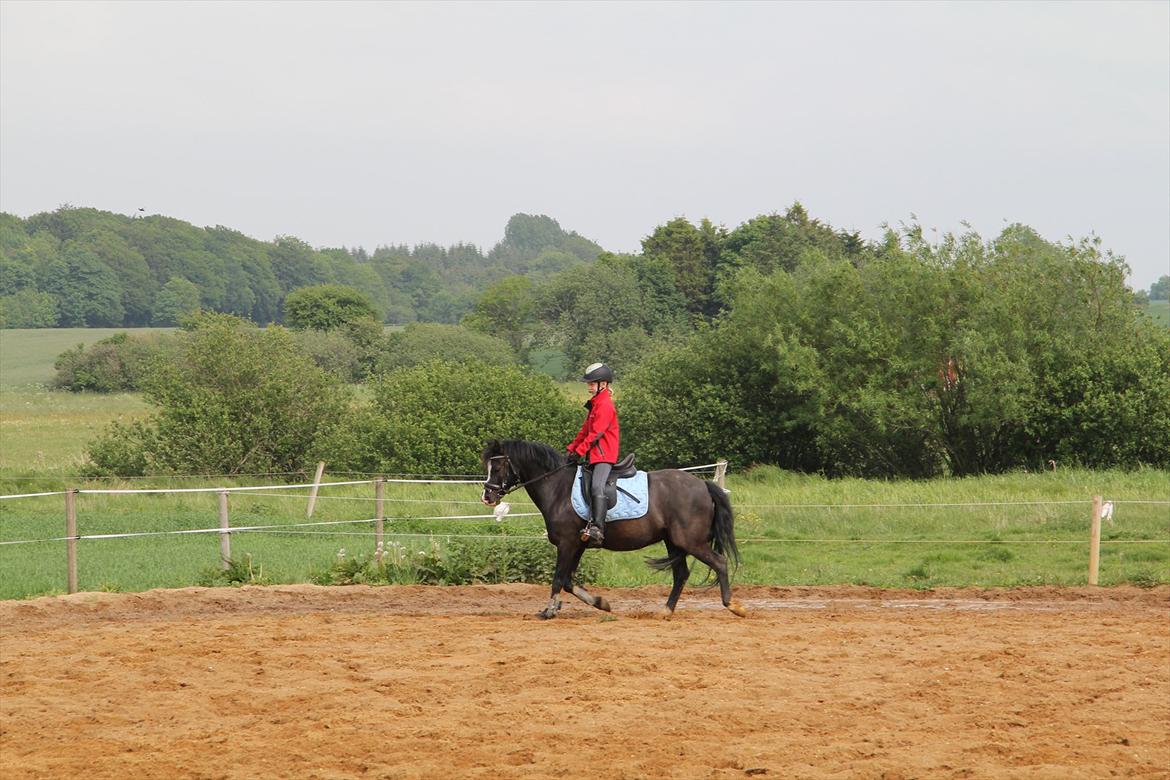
[2,585,1167,780]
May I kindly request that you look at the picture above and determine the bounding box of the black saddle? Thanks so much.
[580,453,638,510]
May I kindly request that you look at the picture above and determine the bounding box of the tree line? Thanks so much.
[0,207,602,328]
[65,202,1170,479]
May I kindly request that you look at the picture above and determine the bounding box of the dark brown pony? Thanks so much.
[481,439,745,619]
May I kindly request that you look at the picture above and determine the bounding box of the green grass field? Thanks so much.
[1146,299,1170,327]
[0,327,176,387]
[0,326,405,388]
[0,330,1166,599]
[0,389,151,479]
[0,466,1166,599]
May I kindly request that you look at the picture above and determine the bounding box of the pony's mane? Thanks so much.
[482,439,565,478]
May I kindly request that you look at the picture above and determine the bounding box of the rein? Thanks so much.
[485,455,575,497]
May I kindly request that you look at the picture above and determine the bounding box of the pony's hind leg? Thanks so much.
[663,540,689,618]
[688,544,747,617]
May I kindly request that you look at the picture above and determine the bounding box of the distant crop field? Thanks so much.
[0,328,175,387]
[0,389,150,476]
[1146,299,1170,327]
[0,326,408,388]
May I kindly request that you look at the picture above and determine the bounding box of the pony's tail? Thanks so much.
[645,551,683,570]
[706,480,740,571]
[645,551,683,571]
[645,480,740,573]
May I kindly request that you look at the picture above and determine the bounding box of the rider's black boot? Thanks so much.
[581,495,606,547]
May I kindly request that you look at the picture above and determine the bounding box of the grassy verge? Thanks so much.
[1,468,1165,599]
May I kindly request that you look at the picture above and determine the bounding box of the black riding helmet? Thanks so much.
[582,362,613,383]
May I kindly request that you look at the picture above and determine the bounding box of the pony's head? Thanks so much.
[480,439,516,506]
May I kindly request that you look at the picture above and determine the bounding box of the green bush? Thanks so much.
[85,313,349,475]
[52,331,174,392]
[284,284,378,330]
[324,359,577,475]
[82,419,153,477]
[378,323,518,373]
[294,328,367,383]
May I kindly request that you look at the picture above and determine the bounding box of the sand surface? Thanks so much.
[2,584,1168,779]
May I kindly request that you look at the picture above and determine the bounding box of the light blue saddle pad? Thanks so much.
[571,466,650,522]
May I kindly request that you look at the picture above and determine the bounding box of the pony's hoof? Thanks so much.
[727,601,748,617]
[536,609,557,620]
[595,597,611,612]
[659,608,674,621]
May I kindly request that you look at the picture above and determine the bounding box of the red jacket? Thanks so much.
[568,387,620,464]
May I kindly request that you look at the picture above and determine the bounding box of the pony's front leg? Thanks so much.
[570,584,611,612]
[537,596,562,620]
[536,541,580,620]
[562,543,610,612]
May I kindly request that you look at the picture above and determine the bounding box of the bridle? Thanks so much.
[482,454,575,500]
[482,455,520,499]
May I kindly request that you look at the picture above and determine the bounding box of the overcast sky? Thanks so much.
[2,1,1167,288]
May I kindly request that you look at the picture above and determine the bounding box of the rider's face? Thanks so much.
[586,381,601,396]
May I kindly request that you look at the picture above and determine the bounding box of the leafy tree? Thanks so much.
[462,275,536,358]
[0,251,36,295]
[152,277,202,326]
[0,289,58,327]
[323,360,577,475]
[497,214,566,260]
[719,203,869,278]
[531,252,688,373]
[269,235,330,295]
[204,226,281,323]
[85,313,349,475]
[283,284,378,331]
[37,245,124,326]
[0,206,608,329]
[488,213,602,273]
[81,229,155,325]
[1151,275,1169,301]
[641,217,724,318]
[324,249,391,318]
[123,215,228,309]
[534,258,647,371]
[626,221,1170,476]
[378,323,517,373]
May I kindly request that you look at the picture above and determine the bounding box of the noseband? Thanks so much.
[482,455,519,497]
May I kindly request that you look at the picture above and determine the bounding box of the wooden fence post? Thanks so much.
[374,478,385,563]
[714,460,728,491]
[65,488,78,594]
[306,461,326,517]
[218,490,232,570]
[1088,494,1102,586]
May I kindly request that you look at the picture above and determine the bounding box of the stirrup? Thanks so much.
[580,524,604,544]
